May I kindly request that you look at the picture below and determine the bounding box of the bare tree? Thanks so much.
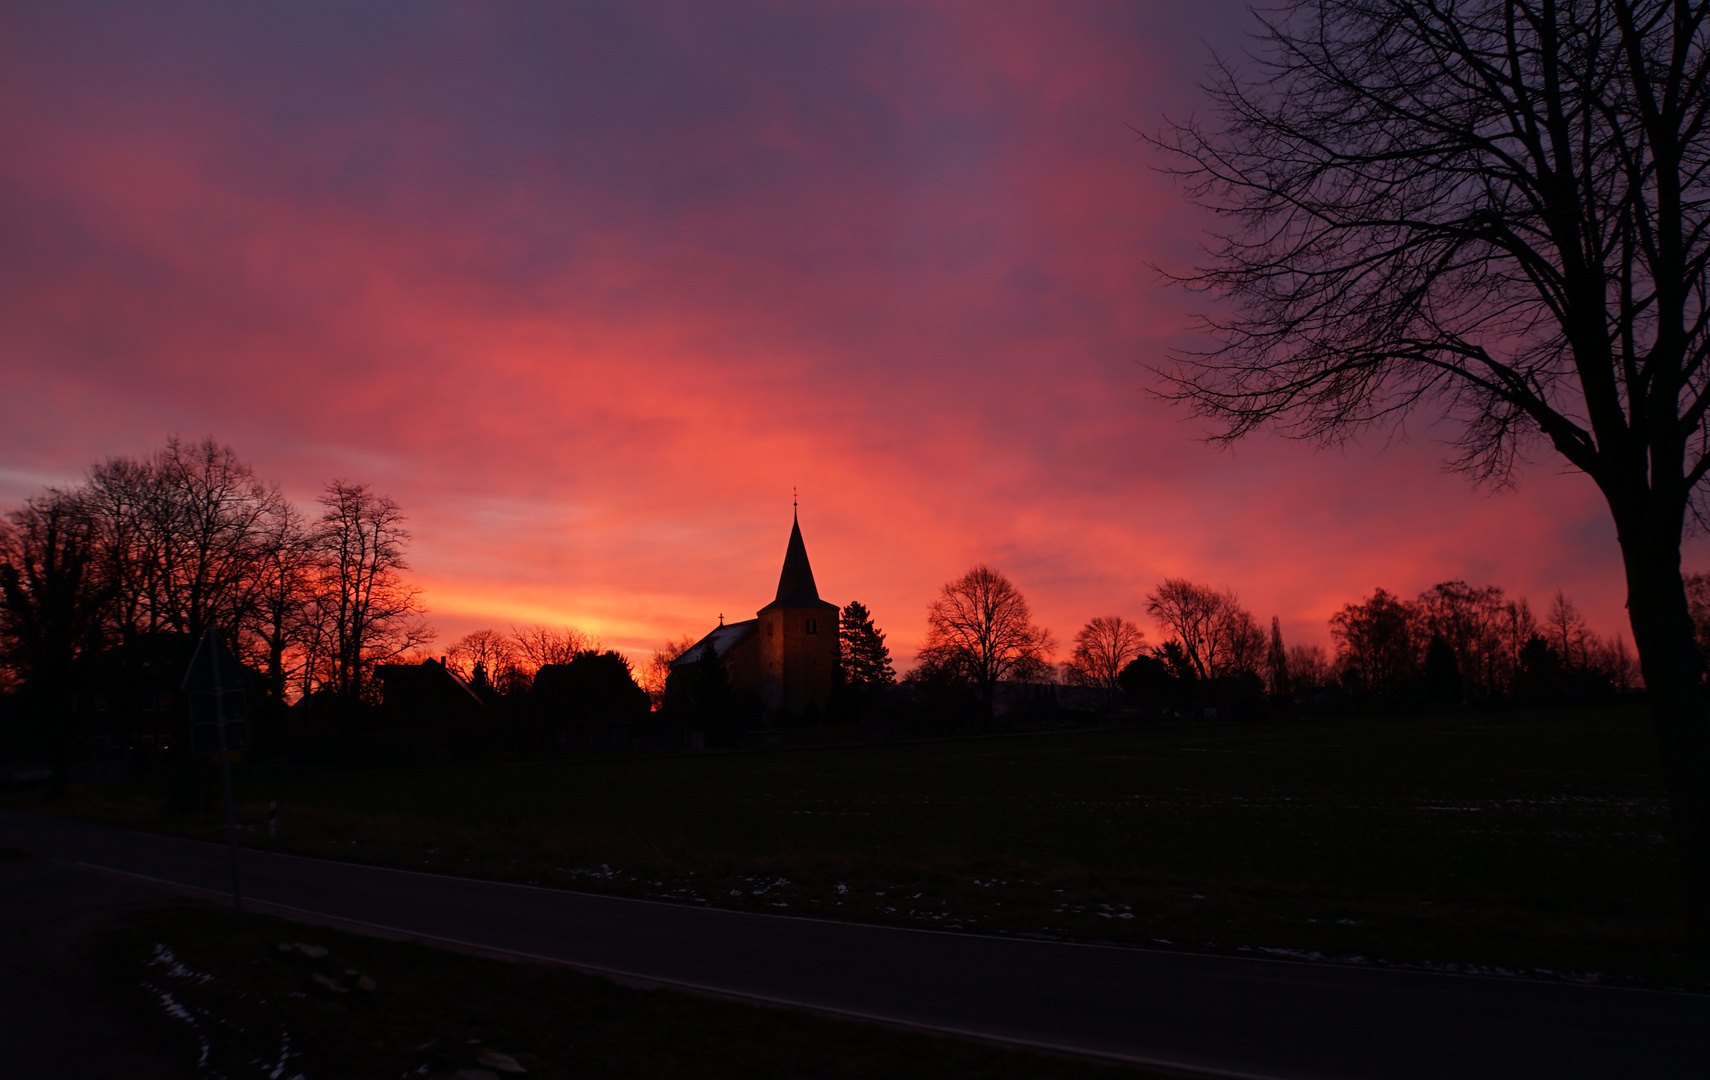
[84,437,288,644]
[245,503,318,702]
[305,482,433,702]
[1330,587,1423,694]
[1154,0,1710,924]
[150,438,284,640]
[1063,615,1148,705]
[447,628,522,693]
[639,634,696,710]
[1497,595,1540,688]
[0,491,106,708]
[1687,570,1710,660]
[1286,643,1335,690]
[1417,581,1512,695]
[1548,589,1594,672]
[510,624,599,673]
[1145,579,1223,680]
[918,565,1054,717]
[1145,578,1261,679]
[1598,634,1641,689]
[1,441,441,710]
[1222,606,1269,676]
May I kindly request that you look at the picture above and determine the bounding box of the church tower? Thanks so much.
[755,512,840,720]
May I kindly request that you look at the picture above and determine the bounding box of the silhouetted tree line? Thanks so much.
[6,440,1660,771]
[433,601,902,752]
[895,568,1263,728]
[428,624,659,751]
[1103,578,1644,719]
[0,438,432,767]
[442,624,601,699]
[1323,584,1638,706]
[399,562,1667,752]
[893,565,1652,729]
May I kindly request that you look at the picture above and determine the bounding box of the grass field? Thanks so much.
[29,704,1702,987]
[98,903,1173,1079]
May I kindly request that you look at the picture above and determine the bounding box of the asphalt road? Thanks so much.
[0,848,183,1080]
[2,808,1705,1080]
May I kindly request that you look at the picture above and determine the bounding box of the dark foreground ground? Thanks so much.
[1,850,1179,1080]
[99,903,1180,1080]
[5,815,1707,1080]
[0,848,182,1080]
[14,704,1698,985]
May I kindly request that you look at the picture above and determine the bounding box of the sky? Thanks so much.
[0,0,1681,666]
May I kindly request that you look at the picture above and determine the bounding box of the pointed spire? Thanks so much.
[769,515,822,608]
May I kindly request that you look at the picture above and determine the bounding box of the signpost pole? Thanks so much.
[208,626,244,924]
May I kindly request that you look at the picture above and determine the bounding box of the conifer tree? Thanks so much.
[1266,616,1289,696]
[838,601,895,687]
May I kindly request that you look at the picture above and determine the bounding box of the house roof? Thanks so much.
[759,513,837,613]
[375,658,490,710]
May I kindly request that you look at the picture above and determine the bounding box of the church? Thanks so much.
[670,512,840,722]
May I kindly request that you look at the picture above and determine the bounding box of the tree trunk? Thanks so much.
[978,676,996,731]
[1616,512,1710,939]
[265,634,285,703]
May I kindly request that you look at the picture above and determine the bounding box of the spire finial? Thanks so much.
[793,485,798,519]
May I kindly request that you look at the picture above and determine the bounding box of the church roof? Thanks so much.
[669,619,758,669]
[760,513,837,613]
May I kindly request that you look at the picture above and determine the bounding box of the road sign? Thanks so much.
[183,626,252,752]
[181,624,250,922]
[191,714,249,754]
[182,628,253,696]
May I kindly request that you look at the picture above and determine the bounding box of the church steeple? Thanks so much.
[769,509,823,608]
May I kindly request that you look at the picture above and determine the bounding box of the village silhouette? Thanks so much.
[0,437,1652,779]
